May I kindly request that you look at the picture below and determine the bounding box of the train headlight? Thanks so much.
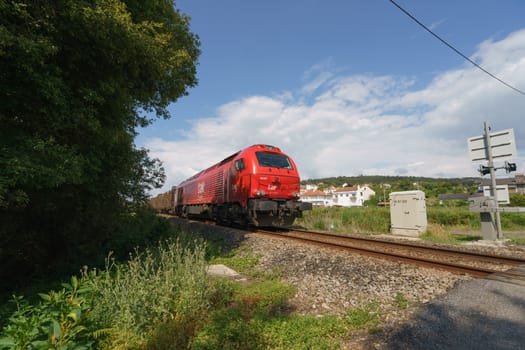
[292,192,300,198]
[255,190,266,196]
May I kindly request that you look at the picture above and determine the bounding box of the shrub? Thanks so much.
[0,238,212,350]
[84,239,211,349]
[0,277,93,349]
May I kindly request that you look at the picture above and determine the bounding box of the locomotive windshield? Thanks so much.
[255,152,293,169]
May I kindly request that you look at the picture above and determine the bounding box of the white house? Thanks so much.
[331,185,375,207]
[301,184,375,207]
[300,190,333,207]
[304,183,319,191]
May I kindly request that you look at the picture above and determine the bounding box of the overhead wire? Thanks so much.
[389,0,525,96]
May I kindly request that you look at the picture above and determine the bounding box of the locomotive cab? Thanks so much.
[231,145,312,226]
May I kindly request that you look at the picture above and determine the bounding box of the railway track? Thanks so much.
[254,228,525,286]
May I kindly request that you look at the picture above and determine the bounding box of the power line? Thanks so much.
[389,0,525,96]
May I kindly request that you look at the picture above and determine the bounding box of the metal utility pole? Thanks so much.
[483,121,503,239]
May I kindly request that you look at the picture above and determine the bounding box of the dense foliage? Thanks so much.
[0,238,211,349]
[0,0,200,289]
[0,236,386,349]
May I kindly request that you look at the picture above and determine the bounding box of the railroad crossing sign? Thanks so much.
[468,128,516,162]
[467,122,518,240]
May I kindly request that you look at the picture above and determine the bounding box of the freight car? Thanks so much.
[150,144,312,226]
[148,188,176,214]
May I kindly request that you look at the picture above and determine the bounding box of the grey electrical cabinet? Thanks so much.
[390,190,427,237]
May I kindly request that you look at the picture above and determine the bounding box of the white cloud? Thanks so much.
[429,18,446,32]
[145,29,525,193]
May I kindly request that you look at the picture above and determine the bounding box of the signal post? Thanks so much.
[467,122,520,240]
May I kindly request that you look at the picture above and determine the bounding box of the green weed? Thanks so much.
[191,278,348,350]
[420,224,482,244]
[344,301,381,331]
[393,293,409,309]
[84,239,210,349]
[0,277,93,349]
[297,207,391,234]
[211,251,259,273]
[506,234,525,245]
[258,315,347,350]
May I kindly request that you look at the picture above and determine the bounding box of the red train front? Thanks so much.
[174,144,312,226]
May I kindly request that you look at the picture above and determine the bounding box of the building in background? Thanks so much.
[300,190,332,207]
[301,185,375,207]
[479,174,525,195]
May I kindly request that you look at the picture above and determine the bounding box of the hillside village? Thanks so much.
[300,173,525,208]
[300,183,377,207]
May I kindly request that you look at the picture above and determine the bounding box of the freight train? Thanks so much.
[149,144,312,226]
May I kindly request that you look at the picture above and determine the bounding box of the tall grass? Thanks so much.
[297,206,525,236]
[84,239,211,349]
[296,207,390,234]
[426,207,479,227]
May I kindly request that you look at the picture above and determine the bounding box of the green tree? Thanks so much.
[0,0,200,287]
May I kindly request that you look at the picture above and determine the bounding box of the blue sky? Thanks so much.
[136,0,525,193]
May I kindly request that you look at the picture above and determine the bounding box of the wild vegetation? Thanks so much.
[296,193,525,244]
[0,0,200,294]
[2,196,524,348]
[0,232,391,349]
[0,236,210,349]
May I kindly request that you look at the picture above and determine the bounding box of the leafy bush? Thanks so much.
[103,207,173,261]
[0,277,93,350]
[1,238,212,350]
[500,212,525,230]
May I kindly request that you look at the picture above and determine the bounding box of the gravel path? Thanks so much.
[383,278,525,350]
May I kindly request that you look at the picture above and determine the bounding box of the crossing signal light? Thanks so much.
[505,161,517,173]
[479,165,490,176]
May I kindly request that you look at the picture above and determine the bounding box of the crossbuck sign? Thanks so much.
[468,128,517,162]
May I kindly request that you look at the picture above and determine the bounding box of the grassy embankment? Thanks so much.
[0,226,392,349]
[295,206,525,244]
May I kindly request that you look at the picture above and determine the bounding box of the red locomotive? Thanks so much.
[150,144,312,226]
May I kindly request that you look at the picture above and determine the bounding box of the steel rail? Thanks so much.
[254,229,525,278]
[288,229,525,266]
